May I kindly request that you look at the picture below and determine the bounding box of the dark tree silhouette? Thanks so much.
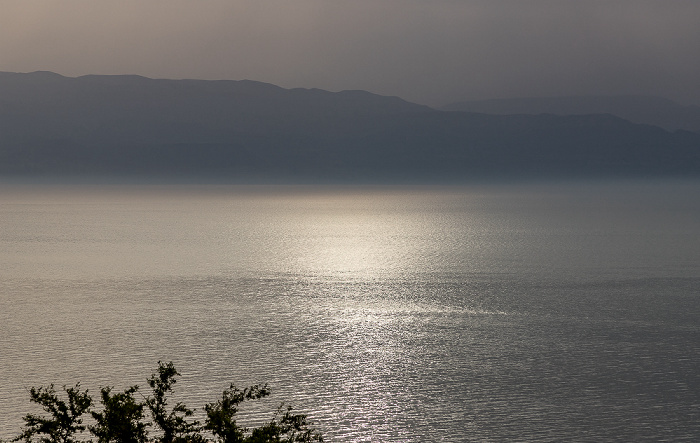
[145,362,202,443]
[89,386,148,443]
[12,384,92,443]
[204,383,270,442]
[246,405,323,443]
[9,362,323,443]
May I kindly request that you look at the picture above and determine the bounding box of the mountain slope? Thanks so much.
[441,95,700,133]
[1,72,699,182]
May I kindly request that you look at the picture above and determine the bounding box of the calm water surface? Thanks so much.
[1,181,699,441]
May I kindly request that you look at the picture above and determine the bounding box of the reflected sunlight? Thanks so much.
[276,191,424,279]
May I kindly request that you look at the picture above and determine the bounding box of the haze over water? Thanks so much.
[2,181,700,441]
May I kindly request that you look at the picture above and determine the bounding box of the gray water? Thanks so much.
[1,181,699,441]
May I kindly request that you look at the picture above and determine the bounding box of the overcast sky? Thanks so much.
[2,0,699,106]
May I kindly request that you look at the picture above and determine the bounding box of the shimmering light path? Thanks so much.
[2,182,700,441]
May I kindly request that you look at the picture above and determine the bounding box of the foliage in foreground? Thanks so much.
[9,362,322,443]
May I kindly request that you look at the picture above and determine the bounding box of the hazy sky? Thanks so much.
[2,0,699,106]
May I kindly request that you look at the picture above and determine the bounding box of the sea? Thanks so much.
[1,180,699,441]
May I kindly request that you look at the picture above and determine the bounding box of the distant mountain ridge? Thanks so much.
[1,72,699,182]
[0,71,430,117]
[441,95,700,133]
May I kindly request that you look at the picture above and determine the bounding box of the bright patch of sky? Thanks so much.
[2,0,699,106]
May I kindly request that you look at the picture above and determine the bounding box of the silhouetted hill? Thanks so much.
[441,95,700,133]
[1,72,699,182]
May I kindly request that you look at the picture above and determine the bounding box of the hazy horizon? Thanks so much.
[2,0,700,107]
